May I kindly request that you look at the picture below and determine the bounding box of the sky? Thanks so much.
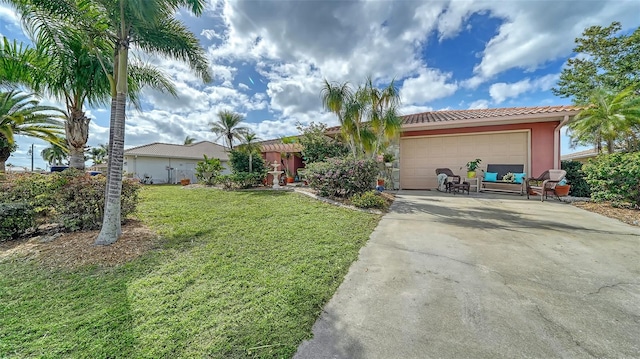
[1,0,639,170]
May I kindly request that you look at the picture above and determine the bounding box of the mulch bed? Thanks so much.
[0,220,158,269]
[573,202,640,227]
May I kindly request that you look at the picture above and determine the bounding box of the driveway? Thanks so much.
[295,191,640,359]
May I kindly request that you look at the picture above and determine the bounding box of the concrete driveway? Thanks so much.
[295,191,640,359]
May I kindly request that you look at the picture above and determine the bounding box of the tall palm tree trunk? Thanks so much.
[96,37,128,246]
[66,108,90,169]
[0,146,9,172]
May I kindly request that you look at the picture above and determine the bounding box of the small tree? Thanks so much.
[297,122,348,164]
[228,150,267,175]
[195,155,223,185]
[237,131,260,173]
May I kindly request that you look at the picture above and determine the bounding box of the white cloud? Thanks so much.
[400,68,458,105]
[0,5,19,28]
[450,0,640,86]
[489,74,559,104]
[200,29,224,41]
[468,99,490,110]
[399,105,434,116]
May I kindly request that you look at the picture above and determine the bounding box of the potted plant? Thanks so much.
[554,180,571,197]
[465,158,482,178]
[383,152,395,167]
[285,168,295,183]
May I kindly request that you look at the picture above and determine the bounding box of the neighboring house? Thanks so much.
[123,141,230,184]
[561,148,599,164]
[327,105,580,190]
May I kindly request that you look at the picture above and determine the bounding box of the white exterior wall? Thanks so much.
[124,156,230,184]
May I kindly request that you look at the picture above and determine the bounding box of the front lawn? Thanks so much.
[0,186,380,358]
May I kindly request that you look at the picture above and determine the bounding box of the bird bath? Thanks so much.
[267,161,284,189]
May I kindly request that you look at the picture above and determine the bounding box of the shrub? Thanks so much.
[0,172,141,232]
[583,152,640,207]
[195,155,223,185]
[57,176,141,231]
[351,191,387,209]
[297,122,349,164]
[229,150,267,174]
[306,157,378,198]
[0,202,35,241]
[0,171,73,217]
[561,160,591,197]
[217,172,264,190]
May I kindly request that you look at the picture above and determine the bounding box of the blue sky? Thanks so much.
[1,0,640,170]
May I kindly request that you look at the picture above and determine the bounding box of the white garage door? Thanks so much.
[400,131,529,189]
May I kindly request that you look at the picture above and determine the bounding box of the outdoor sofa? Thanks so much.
[480,164,526,195]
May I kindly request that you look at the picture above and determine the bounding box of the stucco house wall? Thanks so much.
[123,141,230,184]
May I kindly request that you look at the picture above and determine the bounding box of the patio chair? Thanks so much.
[435,168,469,194]
[526,169,567,202]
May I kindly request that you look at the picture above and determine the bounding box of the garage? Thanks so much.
[400,131,530,189]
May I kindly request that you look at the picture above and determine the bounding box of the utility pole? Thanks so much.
[30,143,34,172]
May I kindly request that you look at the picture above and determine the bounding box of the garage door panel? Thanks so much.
[400,132,528,189]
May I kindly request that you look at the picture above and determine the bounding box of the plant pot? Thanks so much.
[554,184,570,197]
[377,179,385,186]
[286,176,295,183]
[180,178,191,186]
[467,171,476,178]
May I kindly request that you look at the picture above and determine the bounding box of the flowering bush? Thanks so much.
[306,157,378,198]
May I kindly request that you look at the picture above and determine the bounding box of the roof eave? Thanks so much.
[124,153,230,161]
[401,111,580,132]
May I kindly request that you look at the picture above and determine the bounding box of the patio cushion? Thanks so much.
[513,173,526,184]
[484,172,498,182]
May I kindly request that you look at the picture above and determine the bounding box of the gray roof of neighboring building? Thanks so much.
[124,141,229,161]
[561,148,600,161]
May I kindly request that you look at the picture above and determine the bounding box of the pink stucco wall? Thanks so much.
[401,121,559,178]
[262,151,304,183]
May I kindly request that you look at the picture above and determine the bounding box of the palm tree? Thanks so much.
[0,37,39,88]
[209,110,248,150]
[0,7,177,171]
[7,0,210,244]
[93,0,211,245]
[321,77,401,158]
[360,77,401,158]
[41,140,68,166]
[321,80,358,156]
[238,131,260,173]
[0,90,65,171]
[184,135,196,145]
[88,145,107,165]
[568,86,640,154]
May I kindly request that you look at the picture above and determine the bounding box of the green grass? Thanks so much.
[0,186,380,358]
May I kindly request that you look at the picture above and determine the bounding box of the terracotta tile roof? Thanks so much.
[261,143,303,153]
[401,105,581,125]
[325,105,581,133]
[124,141,229,160]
